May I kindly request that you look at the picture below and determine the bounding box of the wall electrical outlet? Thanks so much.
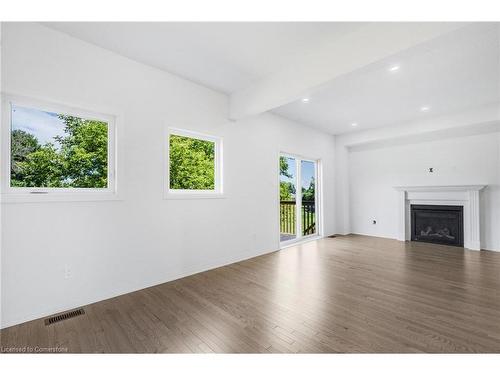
[64,265,72,279]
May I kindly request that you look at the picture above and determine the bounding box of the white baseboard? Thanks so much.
[350,232,398,240]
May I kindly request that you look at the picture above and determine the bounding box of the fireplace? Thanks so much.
[411,204,464,247]
[396,185,485,250]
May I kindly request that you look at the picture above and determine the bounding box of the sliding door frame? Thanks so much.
[278,151,322,248]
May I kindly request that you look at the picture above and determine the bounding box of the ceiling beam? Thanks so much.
[229,22,467,120]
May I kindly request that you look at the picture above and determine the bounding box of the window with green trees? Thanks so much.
[9,104,110,189]
[168,132,218,191]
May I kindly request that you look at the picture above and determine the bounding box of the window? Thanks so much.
[166,128,223,198]
[1,96,117,201]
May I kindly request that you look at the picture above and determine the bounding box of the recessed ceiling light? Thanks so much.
[420,106,430,112]
[388,65,400,72]
[351,123,358,127]
[301,98,310,103]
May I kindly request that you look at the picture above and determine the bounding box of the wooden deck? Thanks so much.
[1,235,500,353]
[280,233,296,242]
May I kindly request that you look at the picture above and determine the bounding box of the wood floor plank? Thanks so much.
[1,235,499,353]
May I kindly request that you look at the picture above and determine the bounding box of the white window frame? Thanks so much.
[278,152,322,247]
[1,94,120,203]
[164,127,224,199]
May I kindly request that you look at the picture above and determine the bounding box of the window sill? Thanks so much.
[163,192,226,200]
[1,192,122,203]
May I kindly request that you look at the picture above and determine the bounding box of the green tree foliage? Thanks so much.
[11,130,40,183]
[279,156,292,178]
[10,116,108,188]
[280,181,296,201]
[279,156,295,201]
[13,145,64,187]
[55,115,108,188]
[302,177,315,202]
[169,134,215,190]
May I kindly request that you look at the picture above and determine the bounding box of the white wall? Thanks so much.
[0,23,336,328]
[335,113,500,251]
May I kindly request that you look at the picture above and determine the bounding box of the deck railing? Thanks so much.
[280,200,315,236]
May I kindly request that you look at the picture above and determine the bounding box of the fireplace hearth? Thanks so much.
[411,204,464,247]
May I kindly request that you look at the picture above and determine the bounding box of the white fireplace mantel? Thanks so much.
[393,185,486,250]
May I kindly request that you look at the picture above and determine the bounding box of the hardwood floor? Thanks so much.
[2,235,500,353]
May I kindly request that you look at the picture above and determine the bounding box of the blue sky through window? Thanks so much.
[301,160,315,191]
[280,156,296,182]
[11,105,66,146]
[280,157,315,195]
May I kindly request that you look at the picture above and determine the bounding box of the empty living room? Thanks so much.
[1,1,500,373]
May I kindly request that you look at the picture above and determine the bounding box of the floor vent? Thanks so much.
[327,235,337,238]
[44,308,85,326]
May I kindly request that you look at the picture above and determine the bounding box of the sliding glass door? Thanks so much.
[279,154,319,244]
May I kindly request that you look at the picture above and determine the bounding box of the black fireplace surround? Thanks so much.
[411,204,464,247]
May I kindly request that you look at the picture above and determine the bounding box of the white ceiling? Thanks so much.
[273,23,500,134]
[43,22,366,93]
[42,22,499,135]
